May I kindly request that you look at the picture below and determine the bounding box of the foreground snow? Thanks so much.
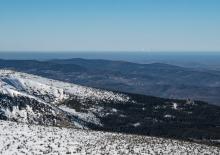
[0,121,219,155]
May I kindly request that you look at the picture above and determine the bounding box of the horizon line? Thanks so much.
[0,51,220,53]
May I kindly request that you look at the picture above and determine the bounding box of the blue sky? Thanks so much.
[0,0,220,52]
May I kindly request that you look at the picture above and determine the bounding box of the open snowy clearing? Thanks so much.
[0,121,219,155]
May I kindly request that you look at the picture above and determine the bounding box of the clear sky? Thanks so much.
[0,0,220,52]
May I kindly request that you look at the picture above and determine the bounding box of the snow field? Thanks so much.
[0,120,219,155]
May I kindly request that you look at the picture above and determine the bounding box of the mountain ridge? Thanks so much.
[1,58,220,105]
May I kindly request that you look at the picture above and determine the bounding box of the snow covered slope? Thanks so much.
[0,120,219,155]
[0,70,131,128]
[0,70,130,103]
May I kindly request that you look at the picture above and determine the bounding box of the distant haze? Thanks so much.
[0,52,220,70]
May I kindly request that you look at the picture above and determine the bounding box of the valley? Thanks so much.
[1,58,220,105]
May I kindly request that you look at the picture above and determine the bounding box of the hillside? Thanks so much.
[0,70,220,145]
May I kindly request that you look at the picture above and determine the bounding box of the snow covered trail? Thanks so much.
[0,120,219,155]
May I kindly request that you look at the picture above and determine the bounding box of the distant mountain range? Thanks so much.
[0,70,220,146]
[0,58,220,105]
